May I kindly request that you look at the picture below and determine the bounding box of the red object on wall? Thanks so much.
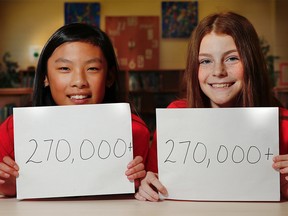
[105,16,159,70]
[280,63,288,86]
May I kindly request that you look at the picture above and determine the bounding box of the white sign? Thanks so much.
[157,107,280,201]
[14,103,134,200]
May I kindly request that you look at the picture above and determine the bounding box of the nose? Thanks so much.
[213,62,227,77]
[70,70,88,88]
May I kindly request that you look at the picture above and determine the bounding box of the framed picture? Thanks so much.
[279,63,288,86]
[161,1,198,38]
[64,2,100,26]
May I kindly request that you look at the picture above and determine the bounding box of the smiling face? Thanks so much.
[46,41,108,105]
[198,32,244,108]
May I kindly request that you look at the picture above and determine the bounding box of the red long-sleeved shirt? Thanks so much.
[0,113,150,164]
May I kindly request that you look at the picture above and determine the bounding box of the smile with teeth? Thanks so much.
[210,83,233,88]
[69,95,90,100]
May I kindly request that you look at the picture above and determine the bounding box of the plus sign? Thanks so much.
[128,142,133,152]
[265,148,274,160]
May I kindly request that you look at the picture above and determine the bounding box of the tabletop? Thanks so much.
[1,195,288,216]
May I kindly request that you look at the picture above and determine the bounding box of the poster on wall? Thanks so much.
[105,16,159,70]
[162,1,198,38]
[64,2,100,26]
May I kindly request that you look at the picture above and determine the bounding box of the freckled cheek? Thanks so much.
[236,71,244,81]
[228,64,244,80]
[198,69,208,85]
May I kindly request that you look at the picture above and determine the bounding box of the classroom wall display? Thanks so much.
[64,2,100,26]
[105,16,159,70]
[161,1,198,38]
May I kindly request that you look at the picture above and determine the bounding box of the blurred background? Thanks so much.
[0,0,287,131]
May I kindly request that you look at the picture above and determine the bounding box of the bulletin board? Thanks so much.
[64,2,100,26]
[162,1,198,38]
[105,16,159,70]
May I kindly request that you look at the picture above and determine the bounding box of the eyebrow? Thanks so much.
[54,57,103,64]
[199,49,238,57]
[224,49,238,55]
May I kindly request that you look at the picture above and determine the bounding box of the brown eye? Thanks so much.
[88,67,98,71]
[87,67,101,72]
[59,67,70,72]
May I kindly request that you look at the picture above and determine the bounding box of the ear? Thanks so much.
[44,76,49,87]
[106,67,116,88]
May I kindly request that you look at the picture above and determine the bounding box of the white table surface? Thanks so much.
[0,195,287,216]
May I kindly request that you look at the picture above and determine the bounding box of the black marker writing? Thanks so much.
[162,139,274,167]
[25,138,131,165]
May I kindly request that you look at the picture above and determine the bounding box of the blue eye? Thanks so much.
[199,59,211,65]
[225,56,240,63]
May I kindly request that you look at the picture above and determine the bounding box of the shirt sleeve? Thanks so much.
[146,99,188,172]
[0,115,15,162]
[131,113,150,163]
[280,108,288,155]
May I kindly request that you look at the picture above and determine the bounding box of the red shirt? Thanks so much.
[0,113,150,163]
[146,100,288,173]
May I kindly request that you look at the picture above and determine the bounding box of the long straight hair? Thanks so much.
[32,23,120,106]
[185,12,272,108]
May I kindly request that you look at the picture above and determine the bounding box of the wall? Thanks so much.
[0,0,287,71]
[275,0,288,69]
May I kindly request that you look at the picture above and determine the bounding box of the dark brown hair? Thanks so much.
[33,23,120,106]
